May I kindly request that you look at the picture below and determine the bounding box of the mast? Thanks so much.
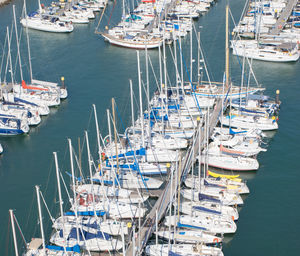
[179,36,184,90]
[35,185,46,254]
[111,98,119,180]
[225,5,229,89]
[145,46,151,140]
[23,0,33,83]
[68,139,80,245]
[197,31,200,85]
[9,209,19,256]
[190,21,193,85]
[137,51,145,148]
[53,152,64,220]
[38,0,42,18]
[93,104,102,159]
[158,45,163,93]
[107,109,112,143]
[13,5,23,82]
[129,79,135,136]
[85,130,99,215]
[163,39,167,96]
[53,152,67,254]
[7,27,14,85]
[198,119,202,190]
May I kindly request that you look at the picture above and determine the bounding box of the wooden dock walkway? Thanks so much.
[269,0,298,35]
[125,97,223,255]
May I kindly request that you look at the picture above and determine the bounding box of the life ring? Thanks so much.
[213,238,219,243]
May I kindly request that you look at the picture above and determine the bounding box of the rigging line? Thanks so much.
[115,102,150,192]
[25,189,35,233]
[39,190,55,223]
[60,171,72,208]
[14,214,27,247]
[86,104,94,134]
[72,143,86,183]
[107,0,117,27]
[95,2,109,33]
[140,83,166,179]
[132,86,140,118]
[192,23,213,86]
[148,54,161,93]
[0,34,8,84]
[44,153,55,195]
[167,41,181,86]
[76,132,87,180]
[5,22,14,84]
[177,39,202,114]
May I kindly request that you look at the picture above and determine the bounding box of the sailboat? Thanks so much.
[184,175,250,194]
[0,114,30,135]
[155,229,222,244]
[145,244,224,256]
[21,0,74,33]
[221,113,278,131]
[164,214,237,234]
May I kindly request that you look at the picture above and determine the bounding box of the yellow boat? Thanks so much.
[208,170,241,182]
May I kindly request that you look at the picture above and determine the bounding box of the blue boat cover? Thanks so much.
[177,222,207,230]
[64,210,106,217]
[109,147,146,159]
[169,251,182,256]
[229,127,246,135]
[59,227,110,240]
[46,244,80,253]
[28,11,38,17]
[192,205,221,215]
[198,193,221,204]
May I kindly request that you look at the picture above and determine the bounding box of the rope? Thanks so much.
[177,40,202,113]
[14,214,27,246]
[40,190,55,223]
[107,0,117,27]
[95,2,109,33]
[115,102,150,192]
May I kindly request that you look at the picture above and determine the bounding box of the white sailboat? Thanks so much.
[185,175,250,194]
[231,40,299,62]
[181,188,243,206]
[179,199,238,219]
[146,243,224,256]
[179,200,239,220]
[221,113,278,131]
[199,153,260,171]
[156,229,222,244]
[50,227,123,252]
[165,214,237,234]
[52,216,129,236]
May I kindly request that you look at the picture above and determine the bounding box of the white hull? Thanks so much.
[20,18,73,33]
[102,33,162,49]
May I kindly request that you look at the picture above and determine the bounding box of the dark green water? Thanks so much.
[0,0,300,255]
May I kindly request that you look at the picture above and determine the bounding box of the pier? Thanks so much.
[269,0,298,35]
[126,98,223,255]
